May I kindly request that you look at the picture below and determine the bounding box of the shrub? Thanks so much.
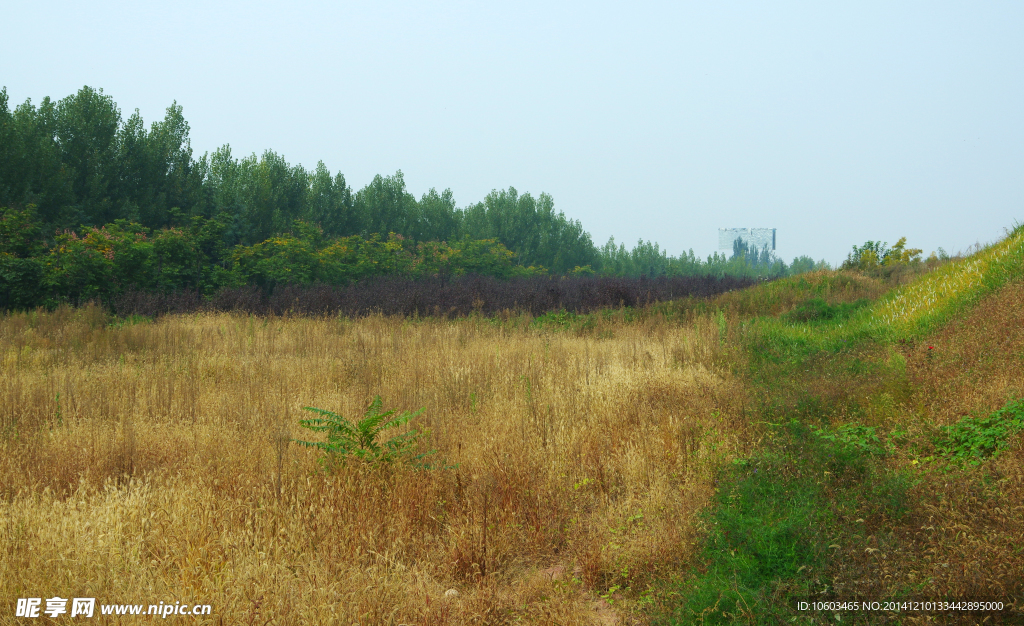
[785,297,870,323]
[812,422,885,456]
[936,398,1024,466]
[842,237,923,272]
[294,396,429,468]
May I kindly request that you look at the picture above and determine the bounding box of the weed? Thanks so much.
[294,396,430,468]
[53,392,62,428]
[811,423,884,457]
[106,314,153,329]
[865,470,916,519]
[936,398,1024,466]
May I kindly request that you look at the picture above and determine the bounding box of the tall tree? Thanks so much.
[305,161,354,237]
[1,94,75,229]
[54,86,123,225]
[354,170,418,238]
[147,102,199,225]
[417,187,458,242]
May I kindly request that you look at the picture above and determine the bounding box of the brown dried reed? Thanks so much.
[0,305,750,624]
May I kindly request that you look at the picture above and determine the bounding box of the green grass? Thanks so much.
[106,313,153,329]
[650,225,1024,624]
[784,298,871,324]
[742,225,1024,369]
[654,420,913,625]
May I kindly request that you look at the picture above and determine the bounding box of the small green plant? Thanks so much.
[600,584,622,606]
[811,423,885,456]
[936,398,1024,466]
[295,396,429,468]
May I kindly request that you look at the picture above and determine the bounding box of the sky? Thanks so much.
[2,1,1022,265]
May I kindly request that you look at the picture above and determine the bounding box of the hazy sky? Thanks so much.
[3,1,1022,264]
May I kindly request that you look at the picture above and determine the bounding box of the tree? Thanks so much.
[0,93,75,229]
[305,161,354,237]
[0,205,46,309]
[54,86,123,225]
[417,187,459,242]
[354,170,419,238]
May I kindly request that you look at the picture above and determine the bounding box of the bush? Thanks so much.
[785,297,870,323]
[936,398,1024,466]
[112,274,759,318]
[842,237,922,272]
[294,396,429,469]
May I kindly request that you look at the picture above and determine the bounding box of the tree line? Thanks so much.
[1,86,828,310]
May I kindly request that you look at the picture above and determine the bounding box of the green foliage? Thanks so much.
[936,398,1024,466]
[41,221,153,304]
[842,237,923,271]
[0,254,44,310]
[530,309,595,333]
[0,205,45,257]
[658,425,829,624]
[354,170,419,240]
[0,205,552,310]
[654,233,1023,623]
[461,187,597,273]
[812,423,885,457]
[595,236,822,281]
[448,237,529,278]
[230,232,319,289]
[294,396,429,468]
[788,255,828,276]
[0,205,46,309]
[107,314,153,329]
[654,418,913,624]
[0,84,836,309]
[784,297,870,324]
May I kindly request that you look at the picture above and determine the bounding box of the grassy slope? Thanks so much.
[653,226,1024,625]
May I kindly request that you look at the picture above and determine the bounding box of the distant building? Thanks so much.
[719,228,776,253]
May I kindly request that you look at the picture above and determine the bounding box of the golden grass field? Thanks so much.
[0,306,751,624]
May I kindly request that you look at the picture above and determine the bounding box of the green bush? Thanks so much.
[811,423,884,457]
[785,297,870,324]
[936,398,1024,466]
[294,396,429,469]
[0,255,44,310]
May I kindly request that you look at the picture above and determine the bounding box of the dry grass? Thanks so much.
[827,279,1024,613]
[0,306,751,624]
[872,227,1024,330]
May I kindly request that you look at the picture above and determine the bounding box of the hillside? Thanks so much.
[653,225,1024,624]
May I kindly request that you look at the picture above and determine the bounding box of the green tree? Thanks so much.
[230,233,319,289]
[305,161,354,237]
[42,221,154,304]
[0,92,75,229]
[54,86,123,226]
[354,170,419,238]
[417,187,459,242]
[0,205,46,310]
